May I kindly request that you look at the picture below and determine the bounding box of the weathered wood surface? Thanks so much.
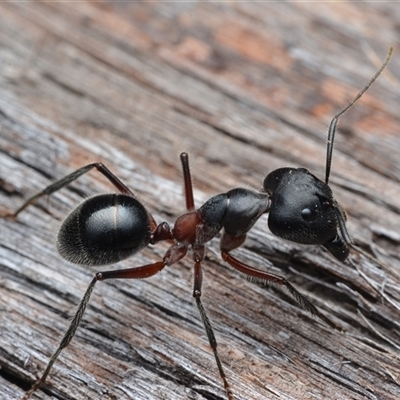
[1,3,400,400]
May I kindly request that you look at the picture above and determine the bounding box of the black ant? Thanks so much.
[1,47,393,400]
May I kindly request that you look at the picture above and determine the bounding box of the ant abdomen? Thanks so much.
[57,194,151,266]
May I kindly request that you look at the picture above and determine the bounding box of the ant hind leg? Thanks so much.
[23,260,167,399]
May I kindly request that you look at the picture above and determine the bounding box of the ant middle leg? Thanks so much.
[180,152,195,212]
[191,245,234,400]
[220,232,339,330]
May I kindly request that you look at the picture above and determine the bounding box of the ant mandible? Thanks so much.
[2,47,392,400]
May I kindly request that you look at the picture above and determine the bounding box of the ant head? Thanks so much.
[263,168,349,260]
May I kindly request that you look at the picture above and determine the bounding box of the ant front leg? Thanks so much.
[220,232,339,330]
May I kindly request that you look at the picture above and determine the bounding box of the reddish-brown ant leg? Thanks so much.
[192,247,234,400]
[220,233,338,330]
[180,152,195,212]
[23,260,168,400]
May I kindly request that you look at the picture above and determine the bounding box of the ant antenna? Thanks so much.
[325,47,393,184]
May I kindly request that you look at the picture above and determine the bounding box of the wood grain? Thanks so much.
[1,2,400,400]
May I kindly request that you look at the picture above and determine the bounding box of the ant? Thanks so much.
[1,47,393,400]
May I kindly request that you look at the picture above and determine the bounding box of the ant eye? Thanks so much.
[301,207,316,221]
